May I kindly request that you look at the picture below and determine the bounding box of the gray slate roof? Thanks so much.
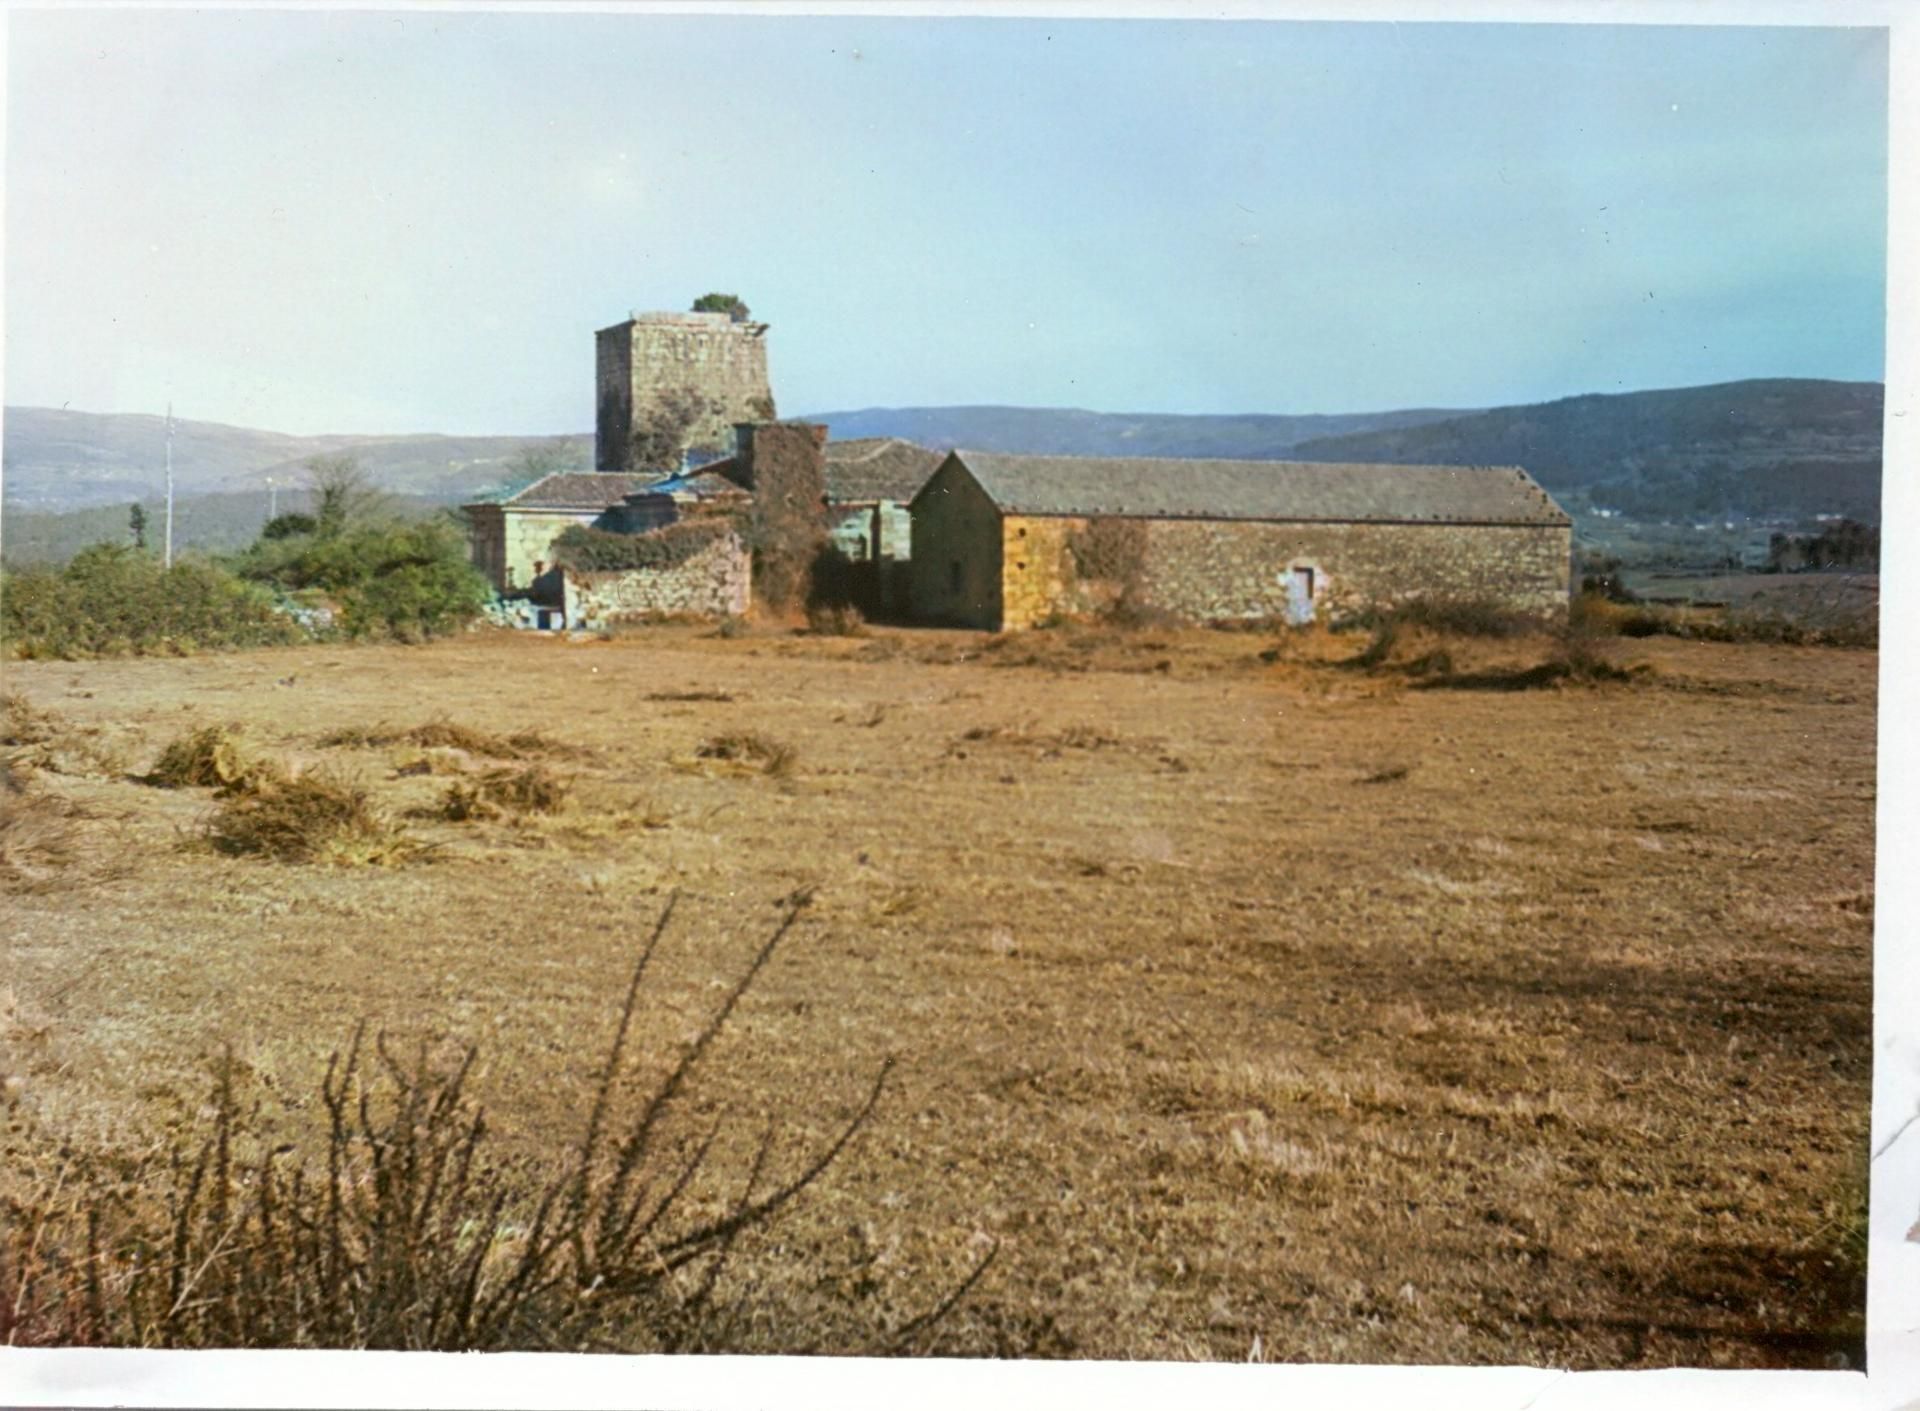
[489,473,655,511]
[943,451,1570,527]
[822,438,945,505]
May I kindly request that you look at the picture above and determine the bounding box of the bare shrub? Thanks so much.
[0,897,992,1351]
[806,603,867,637]
[207,770,422,865]
[1066,519,1147,589]
[146,726,284,794]
[1390,596,1539,638]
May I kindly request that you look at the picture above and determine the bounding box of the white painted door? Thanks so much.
[1284,567,1316,625]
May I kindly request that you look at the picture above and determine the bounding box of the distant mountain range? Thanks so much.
[808,378,1884,526]
[1,378,1883,565]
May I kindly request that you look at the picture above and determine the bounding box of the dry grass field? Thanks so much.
[0,618,1874,1366]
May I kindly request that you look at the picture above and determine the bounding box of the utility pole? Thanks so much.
[163,403,176,569]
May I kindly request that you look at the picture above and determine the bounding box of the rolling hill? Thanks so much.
[1,407,588,513]
[3,379,1883,567]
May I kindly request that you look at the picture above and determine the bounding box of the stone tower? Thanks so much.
[594,310,777,474]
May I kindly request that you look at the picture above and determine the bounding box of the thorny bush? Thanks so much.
[0,896,994,1351]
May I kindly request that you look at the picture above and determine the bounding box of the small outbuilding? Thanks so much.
[463,472,663,594]
[908,451,1573,631]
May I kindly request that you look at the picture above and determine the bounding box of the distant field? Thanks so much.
[2,622,1873,1365]
[1632,569,1878,618]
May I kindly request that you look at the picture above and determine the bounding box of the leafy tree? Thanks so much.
[261,512,319,541]
[232,511,488,641]
[691,292,750,321]
[336,519,491,641]
[128,503,148,551]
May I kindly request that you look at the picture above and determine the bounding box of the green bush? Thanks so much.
[551,519,732,573]
[2,546,299,660]
[234,517,487,641]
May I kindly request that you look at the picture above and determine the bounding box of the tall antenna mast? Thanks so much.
[164,404,175,569]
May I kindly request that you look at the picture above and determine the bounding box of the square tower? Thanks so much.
[595,311,776,474]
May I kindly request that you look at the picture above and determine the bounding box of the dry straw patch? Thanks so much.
[438,765,572,822]
[319,718,592,762]
[0,785,125,894]
[2,693,129,779]
[688,732,797,778]
[206,769,424,866]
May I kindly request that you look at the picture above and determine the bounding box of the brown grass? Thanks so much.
[0,624,1875,1366]
[0,788,124,893]
[695,731,796,777]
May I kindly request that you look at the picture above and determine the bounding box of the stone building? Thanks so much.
[696,433,940,615]
[908,451,1572,631]
[595,310,776,473]
[463,472,666,594]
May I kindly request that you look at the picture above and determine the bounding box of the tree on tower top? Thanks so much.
[691,292,751,321]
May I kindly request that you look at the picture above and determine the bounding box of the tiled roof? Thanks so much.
[822,438,944,505]
[490,473,654,511]
[939,451,1570,527]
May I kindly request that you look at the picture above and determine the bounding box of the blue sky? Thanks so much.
[4,10,1889,435]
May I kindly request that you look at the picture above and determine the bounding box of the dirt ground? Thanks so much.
[0,620,1875,1366]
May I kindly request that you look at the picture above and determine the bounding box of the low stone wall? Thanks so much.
[560,530,750,626]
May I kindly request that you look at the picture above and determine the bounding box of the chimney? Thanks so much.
[730,420,826,492]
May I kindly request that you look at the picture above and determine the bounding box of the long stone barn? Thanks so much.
[907,450,1573,631]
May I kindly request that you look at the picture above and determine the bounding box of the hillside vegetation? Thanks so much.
[1288,378,1882,525]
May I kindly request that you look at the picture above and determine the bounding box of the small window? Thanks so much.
[1017,526,1027,538]
[1016,561,1027,572]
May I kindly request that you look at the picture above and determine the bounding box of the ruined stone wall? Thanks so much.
[561,529,751,626]
[995,515,1573,629]
[596,313,775,473]
[908,460,1002,628]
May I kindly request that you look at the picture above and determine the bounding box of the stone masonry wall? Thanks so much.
[468,506,616,594]
[561,530,751,626]
[997,515,1573,629]
[909,459,1002,628]
[596,314,775,472]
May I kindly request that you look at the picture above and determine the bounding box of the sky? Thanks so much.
[3,8,1890,436]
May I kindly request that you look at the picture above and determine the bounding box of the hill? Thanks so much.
[2,407,588,513]
[0,490,455,567]
[1285,378,1883,525]
[5,380,1883,570]
[799,404,1473,460]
